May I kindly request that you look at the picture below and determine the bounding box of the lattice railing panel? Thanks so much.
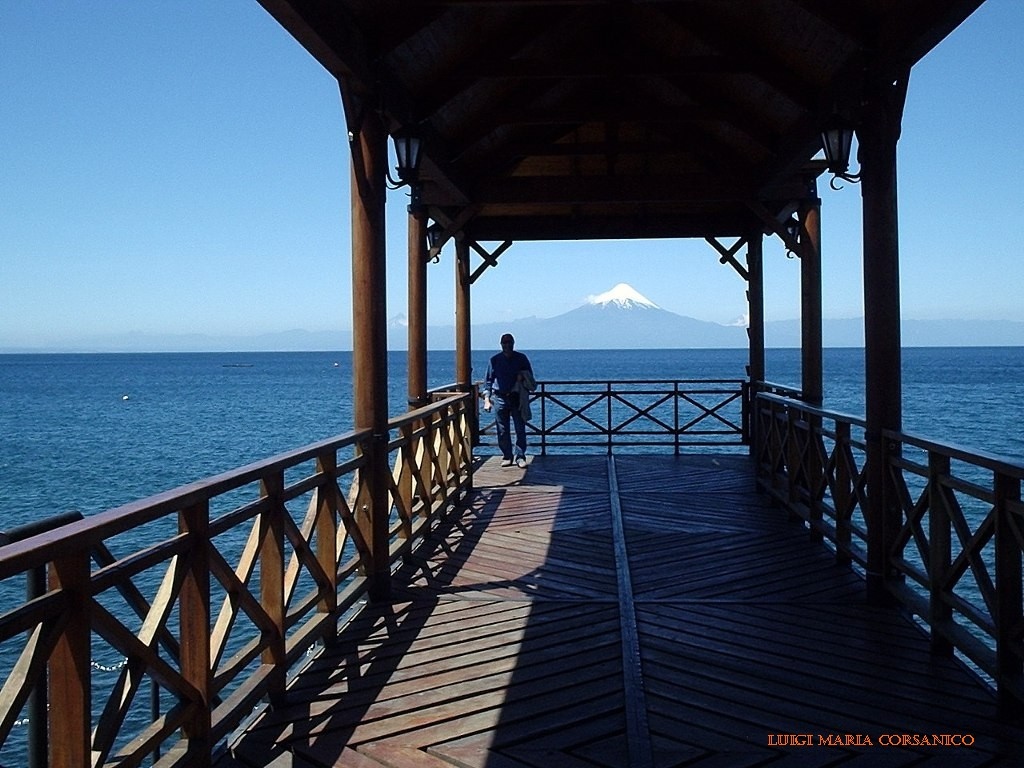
[0,393,474,767]
[754,387,1024,705]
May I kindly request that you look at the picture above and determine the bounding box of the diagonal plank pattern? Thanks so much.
[222,455,1024,767]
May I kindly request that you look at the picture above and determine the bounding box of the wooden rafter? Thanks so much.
[259,0,984,243]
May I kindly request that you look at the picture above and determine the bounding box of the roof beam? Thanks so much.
[470,175,813,206]
[463,212,759,241]
[476,53,771,81]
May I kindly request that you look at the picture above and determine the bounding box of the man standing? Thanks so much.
[483,333,534,468]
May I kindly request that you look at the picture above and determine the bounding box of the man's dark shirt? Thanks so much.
[485,351,532,397]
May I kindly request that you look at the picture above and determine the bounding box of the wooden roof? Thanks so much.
[258,0,984,241]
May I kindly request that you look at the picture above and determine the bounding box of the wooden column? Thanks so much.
[747,232,765,385]
[800,188,825,541]
[408,206,428,408]
[455,239,472,388]
[800,188,823,406]
[746,232,765,454]
[347,97,391,602]
[860,70,908,603]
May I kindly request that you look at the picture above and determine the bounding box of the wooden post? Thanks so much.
[179,501,212,756]
[408,206,428,409]
[799,190,824,540]
[347,92,391,602]
[455,239,472,389]
[404,207,428,524]
[927,452,953,656]
[786,408,802,521]
[260,472,287,703]
[860,70,907,603]
[746,232,765,455]
[834,421,853,565]
[800,188,823,406]
[315,451,339,618]
[994,471,1023,711]
[48,551,90,768]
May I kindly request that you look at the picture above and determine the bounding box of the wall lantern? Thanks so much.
[425,222,445,263]
[390,129,423,187]
[426,222,445,250]
[783,217,801,259]
[820,121,859,189]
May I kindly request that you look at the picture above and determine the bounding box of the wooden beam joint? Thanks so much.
[468,240,514,284]
[706,236,749,281]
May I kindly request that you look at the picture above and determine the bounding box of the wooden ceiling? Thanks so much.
[258,0,984,242]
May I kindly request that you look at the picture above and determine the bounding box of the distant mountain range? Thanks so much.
[7,283,1024,352]
[408,283,1024,350]
[464,283,747,349]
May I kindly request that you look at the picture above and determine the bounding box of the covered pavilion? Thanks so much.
[8,3,1024,767]
[257,0,984,599]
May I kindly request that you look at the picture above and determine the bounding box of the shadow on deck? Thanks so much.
[221,455,1024,767]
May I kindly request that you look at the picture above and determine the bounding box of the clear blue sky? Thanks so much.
[1,1,1021,349]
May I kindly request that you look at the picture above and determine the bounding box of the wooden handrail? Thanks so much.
[883,427,1024,479]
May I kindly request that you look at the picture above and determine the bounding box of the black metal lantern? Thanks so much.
[392,130,423,185]
[426,222,445,250]
[783,216,801,259]
[821,125,854,176]
[425,222,445,263]
[820,121,859,188]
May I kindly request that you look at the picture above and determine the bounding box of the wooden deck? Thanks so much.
[220,455,1024,767]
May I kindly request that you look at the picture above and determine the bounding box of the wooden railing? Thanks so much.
[0,393,473,768]
[480,379,748,453]
[754,390,1024,707]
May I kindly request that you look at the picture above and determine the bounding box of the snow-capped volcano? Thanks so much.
[414,280,746,348]
[586,283,659,310]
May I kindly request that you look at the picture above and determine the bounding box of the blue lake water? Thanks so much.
[1,346,1023,763]
[2,347,1023,527]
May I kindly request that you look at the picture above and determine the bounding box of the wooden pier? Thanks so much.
[219,454,1024,767]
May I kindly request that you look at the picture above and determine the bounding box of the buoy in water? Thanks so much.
[122,395,130,401]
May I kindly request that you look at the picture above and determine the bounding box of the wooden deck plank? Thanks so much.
[222,455,1024,767]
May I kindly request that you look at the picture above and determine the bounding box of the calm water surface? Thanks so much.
[2,347,1023,527]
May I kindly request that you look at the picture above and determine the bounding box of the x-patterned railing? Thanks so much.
[0,392,473,768]
[479,379,748,453]
[884,429,1024,705]
[754,389,1024,708]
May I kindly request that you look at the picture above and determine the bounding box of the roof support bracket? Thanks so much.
[705,236,749,281]
[747,201,802,257]
[427,206,480,262]
[468,240,514,285]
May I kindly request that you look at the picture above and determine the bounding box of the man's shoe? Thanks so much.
[515,457,527,469]
[500,458,514,467]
